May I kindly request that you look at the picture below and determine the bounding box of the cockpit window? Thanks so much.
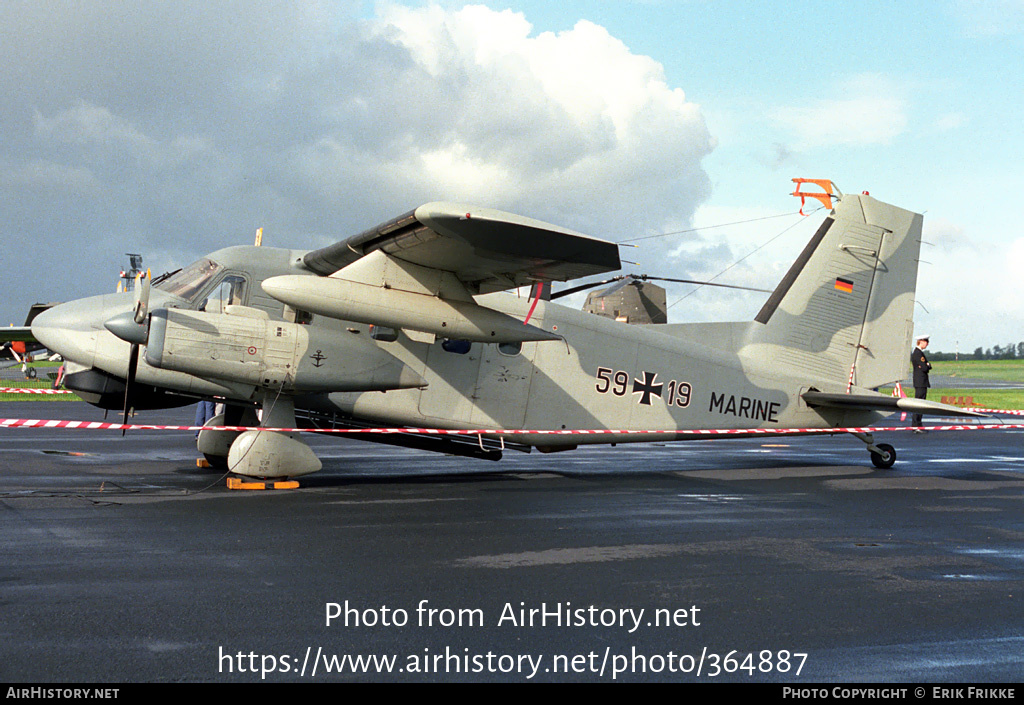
[153,258,224,303]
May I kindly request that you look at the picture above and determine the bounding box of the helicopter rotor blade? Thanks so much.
[550,275,629,300]
[641,276,771,294]
[593,276,638,298]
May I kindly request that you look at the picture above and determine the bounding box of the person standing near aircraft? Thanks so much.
[194,400,216,438]
[911,335,932,432]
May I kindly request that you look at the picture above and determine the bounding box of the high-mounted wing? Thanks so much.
[264,203,622,344]
[301,202,621,294]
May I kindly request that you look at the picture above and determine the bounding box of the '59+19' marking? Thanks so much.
[595,367,692,407]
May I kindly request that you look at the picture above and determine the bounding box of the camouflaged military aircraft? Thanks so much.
[28,183,980,478]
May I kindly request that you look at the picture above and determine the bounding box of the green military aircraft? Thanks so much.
[27,185,979,477]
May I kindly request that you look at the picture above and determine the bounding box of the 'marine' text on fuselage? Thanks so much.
[709,391,781,423]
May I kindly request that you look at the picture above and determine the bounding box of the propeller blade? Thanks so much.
[133,269,151,324]
[121,343,139,436]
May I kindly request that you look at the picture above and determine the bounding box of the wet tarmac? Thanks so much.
[1,401,1022,682]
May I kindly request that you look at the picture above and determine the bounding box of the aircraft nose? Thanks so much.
[31,298,110,368]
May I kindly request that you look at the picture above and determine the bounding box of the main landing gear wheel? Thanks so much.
[870,443,896,469]
[202,453,229,470]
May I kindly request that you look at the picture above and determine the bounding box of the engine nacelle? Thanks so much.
[145,307,425,393]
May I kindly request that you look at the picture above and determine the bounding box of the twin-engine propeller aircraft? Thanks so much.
[30,183,980,478]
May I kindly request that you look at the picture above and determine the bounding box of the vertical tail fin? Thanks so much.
[749,192,923,388]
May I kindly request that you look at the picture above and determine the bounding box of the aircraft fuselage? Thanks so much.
[34,243,880,449]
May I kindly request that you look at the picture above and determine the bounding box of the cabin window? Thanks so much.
[284,306,313,325]
[441,339,472,355]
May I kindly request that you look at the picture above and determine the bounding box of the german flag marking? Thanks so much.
[834,277,854,293]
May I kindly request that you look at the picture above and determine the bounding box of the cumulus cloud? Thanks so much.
[769,74,907,150]
[0,2,714,322]
[287,4,715,240]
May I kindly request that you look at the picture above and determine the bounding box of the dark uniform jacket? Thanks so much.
[912,347,931,389]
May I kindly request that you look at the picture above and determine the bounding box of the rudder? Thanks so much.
[748,193,923,388]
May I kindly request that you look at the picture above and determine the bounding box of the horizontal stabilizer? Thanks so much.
[802,391,988,418]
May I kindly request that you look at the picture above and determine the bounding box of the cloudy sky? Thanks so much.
[2,0,1021,352]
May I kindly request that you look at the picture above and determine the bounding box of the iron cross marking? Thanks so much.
[632,371,663,406]
[310,350,326,367]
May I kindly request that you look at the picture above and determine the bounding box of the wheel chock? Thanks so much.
[226,477,300,490]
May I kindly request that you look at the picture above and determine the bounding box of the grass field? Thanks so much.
[931,359,1024,383]
[877,360,1024,410]
[925,388,1024,411]
[0,360,81,402]
[924,359,1024,410]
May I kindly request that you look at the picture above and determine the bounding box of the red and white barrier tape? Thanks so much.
[4,388,1021,421]
[0,388,75,395]
[967,407,1024,416]
[2,418,1024,435]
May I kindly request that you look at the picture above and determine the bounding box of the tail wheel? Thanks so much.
[870,443,896,469]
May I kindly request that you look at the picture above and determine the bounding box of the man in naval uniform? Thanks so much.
[911,334,932,432]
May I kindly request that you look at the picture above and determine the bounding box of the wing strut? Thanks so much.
[523,282,545,325]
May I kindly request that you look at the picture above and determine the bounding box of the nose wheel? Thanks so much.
[851,432,897,469]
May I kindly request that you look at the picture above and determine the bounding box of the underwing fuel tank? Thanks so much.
[262,275,560,344]
[144,306,425,393]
